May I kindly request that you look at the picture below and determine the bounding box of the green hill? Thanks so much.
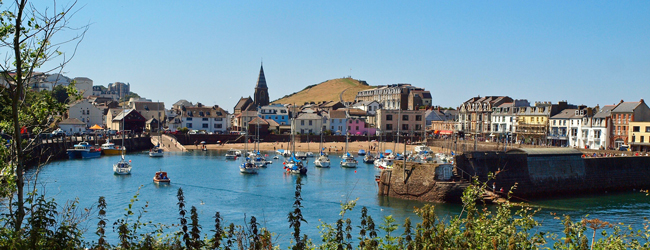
[272,78,373,105]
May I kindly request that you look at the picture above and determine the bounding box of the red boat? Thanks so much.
[153,171,170,183]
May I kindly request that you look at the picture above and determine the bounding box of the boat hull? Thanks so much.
[67,150,83,159]
[103,149,125,155]
[315,160,330,168]
[82,150,101,159]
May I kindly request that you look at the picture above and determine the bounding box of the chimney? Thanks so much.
[641,99,645,103]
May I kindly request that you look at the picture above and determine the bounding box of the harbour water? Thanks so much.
[31,151,650,246]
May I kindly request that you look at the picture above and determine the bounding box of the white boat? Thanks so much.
[295,151,307,160]
[225,149,239,159]
[306,152,314,158]
[284,156,308,174]
[414,145,432,154]
[341,152,358,168]
[314,152,330,168]
[114,114,131,175]
[373,157,393,169]
[239,131,258,174]
[149,146,164,157]
[252,152,268,168]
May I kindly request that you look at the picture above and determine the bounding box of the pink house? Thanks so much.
[347,117,376,136]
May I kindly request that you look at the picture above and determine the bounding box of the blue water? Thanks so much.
[32,151,650,246]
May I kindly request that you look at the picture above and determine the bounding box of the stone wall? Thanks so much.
[455,151,650,198]
[377,162,467,203]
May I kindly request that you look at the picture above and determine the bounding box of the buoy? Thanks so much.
[129,160,131,163]
[354,170,357,173]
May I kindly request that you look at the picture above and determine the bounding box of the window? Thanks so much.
[646,126,650,133]
[386,124,393,130]
[331,126,334,130]
[202,118,209,121]
[402,124,409,130]
[215,118,223,121]
[199,112,204,116]
[641,136,645,143]
[356,120,359,124]
[202,124,209,128]
[386,115,393,121]
[415,115,422,121]
[186,123,192,128]
[356,126,359,130]
[348,126,351,131]
[301,120,304,125]
[633,126,640,132]
[415,124,422,130]
[187,117,193,121]
[309,120,312,126]
[402,115,409,121]
[216,124,222,128]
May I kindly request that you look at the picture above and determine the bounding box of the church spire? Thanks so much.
[256,64,267,89]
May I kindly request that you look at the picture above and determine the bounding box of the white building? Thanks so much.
[295,109,325,135]
[58,118,86,135]
[68,99,104,127]
[178,105,229,133]
[585,106,613,150]
[73,77,93,98]
[352,101,381,115]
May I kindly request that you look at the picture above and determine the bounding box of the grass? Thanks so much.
[272,78,374,105]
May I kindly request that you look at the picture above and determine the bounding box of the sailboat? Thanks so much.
[314,127,330,168]
[149,111,164,157]
[284,107,307,174]
[239,129,258,174]
[340,113,357,168]
[114,110,132,175]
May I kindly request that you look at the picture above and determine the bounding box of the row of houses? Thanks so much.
[455,96,650,151]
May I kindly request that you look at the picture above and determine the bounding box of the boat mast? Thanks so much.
[395,108,401,154]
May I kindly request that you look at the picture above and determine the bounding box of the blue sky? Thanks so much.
[38,0,650,111]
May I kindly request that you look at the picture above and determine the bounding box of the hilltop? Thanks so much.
[272,78,374,105]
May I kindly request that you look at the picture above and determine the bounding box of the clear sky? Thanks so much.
[37,0,650,111]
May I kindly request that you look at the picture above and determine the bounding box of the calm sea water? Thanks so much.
[31,151,650,246]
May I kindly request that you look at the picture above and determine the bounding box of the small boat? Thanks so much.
[113,157,132,175]
[225,149,239,159]
[253,152,268,168]
[284,156,307,175]
[306,152,314,158]
[240,160,258,174]
[363,152,375,164]
[414,145,432,154]
[295,151,307,160]
[273,155,279,159]
[153,170,170,183]
[67,142,101,159]
[358,149,366,156]
[340,152,358,168]
[314,151,330,168]
[149,145,164,157]
[101,139,125,155]
[374,157,393,169]
[276,149,291,157]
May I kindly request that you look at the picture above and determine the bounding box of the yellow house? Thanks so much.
[628,121,650,152]
[515,105,551,144]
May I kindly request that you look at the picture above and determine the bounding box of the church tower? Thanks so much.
[253,63,270,108]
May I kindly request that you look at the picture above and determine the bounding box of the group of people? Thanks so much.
[582,152,649,158]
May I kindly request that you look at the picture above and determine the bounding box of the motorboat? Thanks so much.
[101,139,125,155]
[67,142,101,159]
[358,149,366,156]
[153,171,170,183]
[306,152,314,158]
[149,145,164,157]
[374,157,393,169]
[225,149,239,159]
[113,157,132,175]
[340,152,358,168]
[314,151,330,168]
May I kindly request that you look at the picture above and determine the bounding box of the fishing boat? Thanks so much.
[358,149,366,156]
[101,138,125,155]
[153,170,170,183]
[225,149,239,159]
[114,114,132,174]
[67,142,101,159]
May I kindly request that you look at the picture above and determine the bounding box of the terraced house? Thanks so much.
[515,101,571,145]
[178,104,229,133]
[458,96,513,139]
[490,100,529,142]
[610,99,650,149]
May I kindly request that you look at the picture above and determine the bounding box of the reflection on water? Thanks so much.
[29,151,650,246]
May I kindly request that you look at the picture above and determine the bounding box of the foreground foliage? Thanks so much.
[1,176,650,249]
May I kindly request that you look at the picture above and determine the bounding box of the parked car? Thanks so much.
[618,145,630,151]
[52,129,66,137]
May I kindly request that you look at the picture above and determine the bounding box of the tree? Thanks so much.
[51,84,70,104]
[0,0,87,234]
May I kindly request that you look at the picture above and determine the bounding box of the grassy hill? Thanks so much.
[272,78,374,105]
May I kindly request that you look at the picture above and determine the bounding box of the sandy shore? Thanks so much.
[189,141,445,154]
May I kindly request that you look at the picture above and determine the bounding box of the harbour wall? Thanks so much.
[377,162,468,203]
[171,134,423,145]
[455,151,650,198]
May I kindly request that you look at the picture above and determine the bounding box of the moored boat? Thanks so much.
[314,151,330,168]
[225,149,239,159]
[358,149,366,156]
[67,142,101,159]
[149,145,164,157]
[341,152,358,168]
[113,158,132,175]
[153,171,170,183]
[363,152,375,164]
[101,139,125,155]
